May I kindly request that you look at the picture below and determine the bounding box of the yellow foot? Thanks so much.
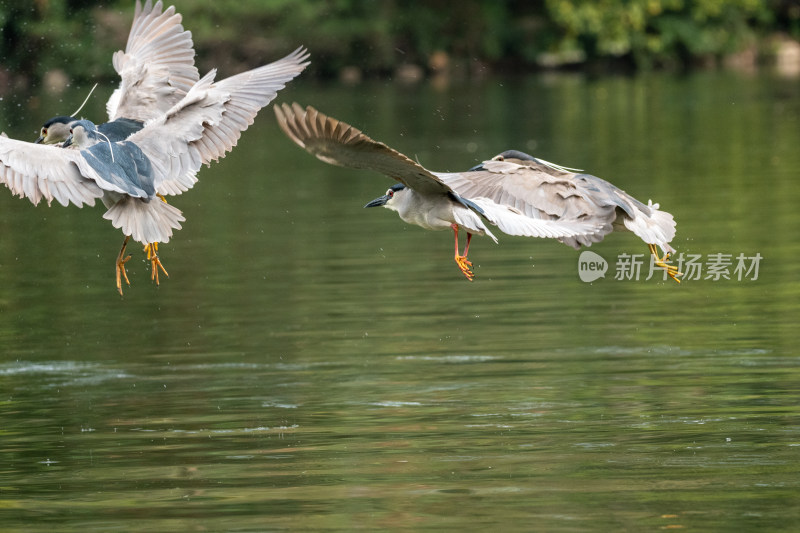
[455,255,474,281]
[116,255,131,295]
[144,242,169,286]
[649,244,682,283]
[115,235,131,296]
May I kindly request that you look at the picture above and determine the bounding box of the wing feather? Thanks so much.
[438,165,601,221]
[0,137,104,207]
[130,49,309,195]
[442,159,677,250]
[108,0,199,121]
[275,103,452,195]
[469,197,602,240]
[197,47,310,165]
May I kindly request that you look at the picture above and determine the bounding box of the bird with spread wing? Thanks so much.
[274,103,681,282]
[0,1,310,294]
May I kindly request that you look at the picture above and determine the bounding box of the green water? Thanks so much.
[1,71,799,531]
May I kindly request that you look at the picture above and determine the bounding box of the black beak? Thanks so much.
[35,136,45,144]
[467,162,485,171]
[364,195,389,208]
[62,137,73,148]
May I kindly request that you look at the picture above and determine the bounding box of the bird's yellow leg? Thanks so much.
[143,242,169,285]
[451,224,474,281]
[115,235,132,295]
[649,243,682,283]
[149,197,170,284]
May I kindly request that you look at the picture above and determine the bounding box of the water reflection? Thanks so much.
[0,71,798,531]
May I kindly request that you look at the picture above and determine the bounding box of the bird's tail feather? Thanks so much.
[103,196,185,244]
[623,200,677,254]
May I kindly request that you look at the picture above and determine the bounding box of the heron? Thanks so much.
[36,0,199,146]
[274,103,681,282]
[275,103,610,281]
[0,45,310,294]
[30,0,199,291]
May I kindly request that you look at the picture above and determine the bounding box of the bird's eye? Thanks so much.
[493,155,505,161]
[386,189,394,197]
[42,128,47,135]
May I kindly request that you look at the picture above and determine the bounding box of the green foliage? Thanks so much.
[0,0,796,87]
[545,0,775,67]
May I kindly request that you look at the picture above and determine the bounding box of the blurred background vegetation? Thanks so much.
[1,0,799,91]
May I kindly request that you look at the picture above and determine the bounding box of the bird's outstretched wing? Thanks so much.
[274,103,453,195]
[0,137,106,207]
[107,0,199,122]
[194,47,310,166]
[438,161,614,223]
[129,47,310,196]
[443,157,676,248]
[469,196,604,240]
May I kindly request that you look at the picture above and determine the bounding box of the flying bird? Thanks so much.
[274,103,616,281]
[30,0,200,291]
[0,1,310,294]
[274,103,681,282]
